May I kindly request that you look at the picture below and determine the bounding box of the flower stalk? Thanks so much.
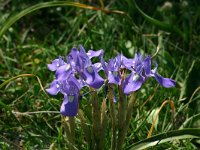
[91,90,102,150]
[108,85,117,150]
[45,45,176,149]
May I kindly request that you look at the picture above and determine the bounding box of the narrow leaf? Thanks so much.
[128,128,200,150]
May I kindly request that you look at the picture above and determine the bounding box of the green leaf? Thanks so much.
[147,108,160,130]
[133,0,186,41]
[128,128,200,150]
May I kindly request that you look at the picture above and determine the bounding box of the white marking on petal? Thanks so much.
[68,95,74,102]
[96,63,101,68]
[87,52,91,55]
[113,71,118,77]
[132,74,139,81]
[56,84,60,88]
[87,66,93,73]
[66,64,71,71]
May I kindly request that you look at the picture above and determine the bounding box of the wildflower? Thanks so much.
[101,54,122,85]
[47,56,65,71]
[46,79,62,95]
[59,76,81,116]
[76,45,104,89]
[46,45,105,116]
[123,53,176,94]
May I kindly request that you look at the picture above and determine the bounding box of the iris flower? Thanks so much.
[46,45,105,116]
[123,53,176,94]
[76,45,104,89]
[60,76,81,116]
[101,54,123,85]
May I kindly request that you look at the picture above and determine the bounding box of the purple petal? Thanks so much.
[122,56,134,70]
[93,63,103,72]
[144,55,151,76]
[47,57,65,71]
[123,72,144,95]
[46,80,60,95]
[108,71,121,85]
[87,50,104,59]
[101,56,108,75]
[83,66,104,89]
[55,64,72,80]
[67,47,79,67]
[60,94,79,116]
[78,45,92,68]
[107,54,121,71]
[154,73,176,88]
[61,76,81,95]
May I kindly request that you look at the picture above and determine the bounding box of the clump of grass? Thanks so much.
[0,0,200,149]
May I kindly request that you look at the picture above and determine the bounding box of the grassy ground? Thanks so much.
[0,0,200,149]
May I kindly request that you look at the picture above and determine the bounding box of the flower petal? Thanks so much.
[87,49,104,59]
[123,72,144,94]
[144,55,151,76]
[122,55,134,70]
[83,66,104,89]
[60,94,79,116]
[154,73,176,88]
[93,62,103,72]
[67,47,79,68]
[55,64,72,80]
[108,71,121,85]
[46,80,60,95]
[47,56,65,71]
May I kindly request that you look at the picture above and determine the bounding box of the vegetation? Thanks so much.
[0,0,200,149]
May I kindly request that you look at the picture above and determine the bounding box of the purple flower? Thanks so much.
[87,49,104,59]
[47,56,65,71]
[123,53,176,95]
[60,76,81,116]
[76,45,104,89]
[46,79,62,95]
[101,54,122,85]
[55,64,73,81]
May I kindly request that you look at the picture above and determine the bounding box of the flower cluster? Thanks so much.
[46,45,176,116]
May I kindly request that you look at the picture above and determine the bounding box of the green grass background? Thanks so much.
[0,0,200,149]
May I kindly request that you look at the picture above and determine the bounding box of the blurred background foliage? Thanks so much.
[0,0,200,149]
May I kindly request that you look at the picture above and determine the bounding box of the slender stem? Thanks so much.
[120,93,136,144]
[78,109,91,145]
[99,98,107,149]
[116,84,127,150]
[91,90,101,150]
[108,85,117,150]
[65,116,76,150]
[69,116,75,142]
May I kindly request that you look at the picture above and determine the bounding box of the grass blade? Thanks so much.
[133,0,186,40]
[128,128,200,150]
[0,74,48,97]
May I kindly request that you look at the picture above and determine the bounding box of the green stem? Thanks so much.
[108,85,117,150]
[117,93,136,149]
[69,116,75,144]
[91,90,101,150]
[64,117,76,150]
[78,109,91,145]
[116,85,127,150]
[99,98,108,149]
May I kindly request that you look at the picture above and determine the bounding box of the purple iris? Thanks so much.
[46,45,105,116]
[123,53,176,95]
[46,79,62,95]
[101,54,123,85]
[76,45,104,89]
[47,56,65,71]
[60,76,81,116]
[46,45,176,116]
